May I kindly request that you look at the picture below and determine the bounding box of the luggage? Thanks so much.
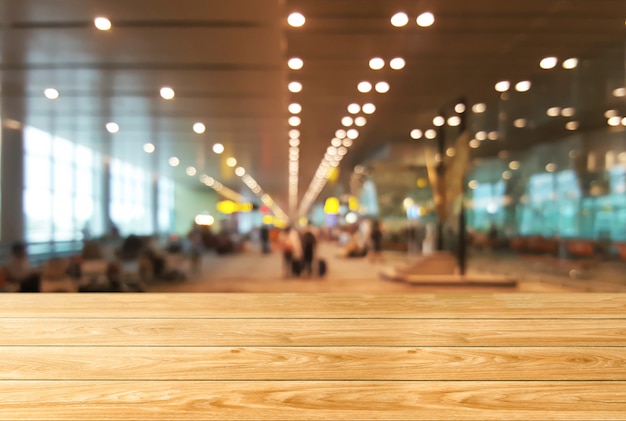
[317,259,327,277]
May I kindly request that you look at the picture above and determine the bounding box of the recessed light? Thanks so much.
[513,118,527,128]
[540,56,558,69]
[288,103,302,114]
[410,129,423,139]
[562,58,578,69]
[347,103,361,114]
[416,12,435,27]
[193,122,206,134]
[547,107,561,117]
[186,167,197,176]
[389,57,406,70]
[287,12,305,27]
[143,143,155,153]
[495,81,510,92]
[288,57,303,70]
[357,81,372,93]
[288,116,301,127]
[354,116,367,126]
[288,81,302,93]
[565,121,579,131]
[613,87,626,97]
[105,122,119,133]
[515,81,531,92]
[447,116,461,127]
[341,116,354,127]
[289,129,300,139]
[425,129,437,139]
[362,103,376,114]
[160,86,175,100]
[44,88,59,100]
[472,103,487,113]
[369,57,385,70]
[226,157,237,167]
[391,12,409,27]
[375,81,390,93]
[433,116,445,127]
[212,143,224,154]
[94,17,112,31]
[168,157,180,167]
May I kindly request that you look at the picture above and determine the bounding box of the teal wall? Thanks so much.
[173,185,219,236]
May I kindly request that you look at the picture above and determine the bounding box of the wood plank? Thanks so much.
[1,346,625,381]
[0,293,625,318]
[0,381,624,420]
[1,318,625,346]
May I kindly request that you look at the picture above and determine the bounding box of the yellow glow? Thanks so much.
[348,196,359,211]
[416,178,428,188]
[324,197,340,214]
[327,167,339,182]
[94,17,112,31]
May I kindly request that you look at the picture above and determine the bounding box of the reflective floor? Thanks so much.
[145,241,626,293]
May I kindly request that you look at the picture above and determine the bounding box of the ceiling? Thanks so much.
[1,0,625,217]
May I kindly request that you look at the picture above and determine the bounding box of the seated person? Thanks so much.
[6,242,40,292]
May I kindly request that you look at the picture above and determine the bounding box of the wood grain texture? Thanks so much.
[1,293,625,318]
[1,346,625,381]
[0,381,625,420]
[2,318,625,346]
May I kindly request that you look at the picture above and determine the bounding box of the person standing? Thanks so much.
[280,226,303,278]
[301,224,317,277]
[369,219,385,264]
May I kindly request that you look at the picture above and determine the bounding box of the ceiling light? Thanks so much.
[186,167,196,176]
[288,57,303,70]
[289,138,300,147]
[347,129,359,139]
[331,138,342,147]
[335,129,346,139]
[226,157,237,167]
[288,81,302,93]
[341,116,354,126]
[425,129,437,139]
[212,143,224,154]
[389,57,405,70]
[338,146,348,156]
[369,57,385,70]
[357,81,372,93]
[495,81,510,92]
[608,116,622,126]
[347,103,361,114]
[342,138,353,147]
[288,116,301,126]
[354,116,367,126]
[488,131,499,140]
[193,122,206,134]
[561,107,575,117]
[565,121,579,131]
[375,81,390,93]
[605,109,619,119]
[509,161,520,170]
[416,12,435,27]
[545,163,557,172]
[515,81,531,92]
[454,103,466,113]
[472,103,486,113]
[105,122,119,133]
[44,88,59,100]
[94,17,112,31]
[447,116,461,127]
[547,107,561,117]
[288,103,302,114]
[446,147,456,157]
[622,117,626,126]
[235,167,246,177]
[475,131,487,141]
[143,143,155,153]
[160,86,175,100]
[391,12,409,27]
[362,103,376,114]
[468,180,479,189]
[168,157,180,167]
[513,118,527,128]
[502,171,512,180]
[612,87,626,97]
[289,129,300,138]
[288,12,305,27]
[540,56,558,69]
[469,139,480,148]
[563,58,578,69]
[433,116,445,127]
[410,129,423,139]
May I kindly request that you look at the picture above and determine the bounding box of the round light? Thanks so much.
[288,116,301,127]
[540,56,558,69]
[389,57,406,70]
[94,17,112,31]
[612,87,626,98]
[341,116,354,127]
[425,129,437,139]
[472,103,486,113]
[212,143,224,154]
[354,116,367,126]
[604,109,619,119]
[454,103,466,113]
[288,103,302,114]
[375,81,390,93]
[226,157,237,167]
[289,138,300,147]
[168,157,180,167]
[410,129,423,139]
[193,122,206,134]
[44,88,59,100]
[186,167,197,176]
[362,103,376,114]
[447,116,461,127]
[357,81,372,93]
[288,81,302,93]
[105,122,119,133]
[288,57,303,70]
[369,57,385,70]
[545,163,557,172]
[561,107,575,117]
[331,138,342,147]
[288,12,305,27]
[475,131,487,141]
[469,139,480,148]
[488,131,498,140]
[607,116,621,126]
[335,129,347,139]
[416,12,435,27]
[289,129,300,138]
[502,171,512,180]
[446,147,456,157]
[195,215,215,226]
[468,180,479,189]
[509,161,520,170]
[513,118,527,128]
[235,167,246,176]
[495,80,510,92]
[391,12,409,27]
[160,86,175,100]
[143,143,155,153]
[515,81,531,92]
[433,116,445,127]
[342,138,353,147]
[565,121,579,131]
[563,58,578,69]
[347,103,361,114]
[547,107,561,117]
[347,129,359,139]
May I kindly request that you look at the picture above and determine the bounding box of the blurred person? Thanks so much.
[301,224,318,277]
[6,242,40,292]
[279,225,303,278]
[368,219,385,264]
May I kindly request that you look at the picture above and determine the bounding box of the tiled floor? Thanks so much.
[146,241,626,293]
